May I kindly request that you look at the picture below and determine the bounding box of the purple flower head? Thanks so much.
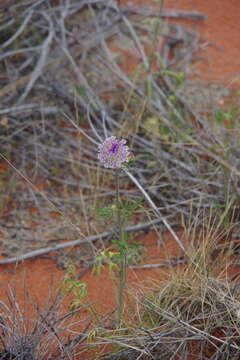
[98,136,130,168]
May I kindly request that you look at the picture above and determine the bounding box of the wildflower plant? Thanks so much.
[96,136,142,326]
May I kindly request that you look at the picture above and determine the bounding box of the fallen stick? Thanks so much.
[129,256,185,269]
[0,218,168,265]
[118,6,207,20]
[158,9,207,20]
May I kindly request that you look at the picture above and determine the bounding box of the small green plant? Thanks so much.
[97,198,143,221]
[94,196,143,327]
[214,105,239,128]
[93,248,119,279]
[59,264,101,324]
[96,137,143,326]
[58,264,88,311]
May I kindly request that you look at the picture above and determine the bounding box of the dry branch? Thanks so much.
[0,218,165,265]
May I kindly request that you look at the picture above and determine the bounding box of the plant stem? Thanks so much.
[115,169,126,327]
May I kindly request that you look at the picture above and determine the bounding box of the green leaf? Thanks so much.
[215,109,225,125]
[74,84,87,97]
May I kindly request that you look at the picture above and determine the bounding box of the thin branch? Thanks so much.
[17,12,55,104]
[0,218,164,265]
[1,10,33,49]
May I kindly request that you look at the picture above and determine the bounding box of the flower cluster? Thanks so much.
[98,136,130,168]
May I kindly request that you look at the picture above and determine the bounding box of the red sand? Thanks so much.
[117,0,240,86]
[165,0,240,86]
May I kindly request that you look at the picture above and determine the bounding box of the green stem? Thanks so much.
[115,169,126,327]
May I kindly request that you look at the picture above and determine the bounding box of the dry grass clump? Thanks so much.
[93,272,240,359]
[98,213,240,360]
[0,283,93,360]
[134,276,240,359]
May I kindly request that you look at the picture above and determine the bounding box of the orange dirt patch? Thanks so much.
[164,0,240,86]
[117,0,240,87]
[0,231,184,318]
[0,231,185,359]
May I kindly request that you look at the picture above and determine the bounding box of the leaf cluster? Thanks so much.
[96,199,144,222]
[58,264,88,310]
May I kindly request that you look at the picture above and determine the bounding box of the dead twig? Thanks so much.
[129,256,186,269]
[0,218,165,265]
